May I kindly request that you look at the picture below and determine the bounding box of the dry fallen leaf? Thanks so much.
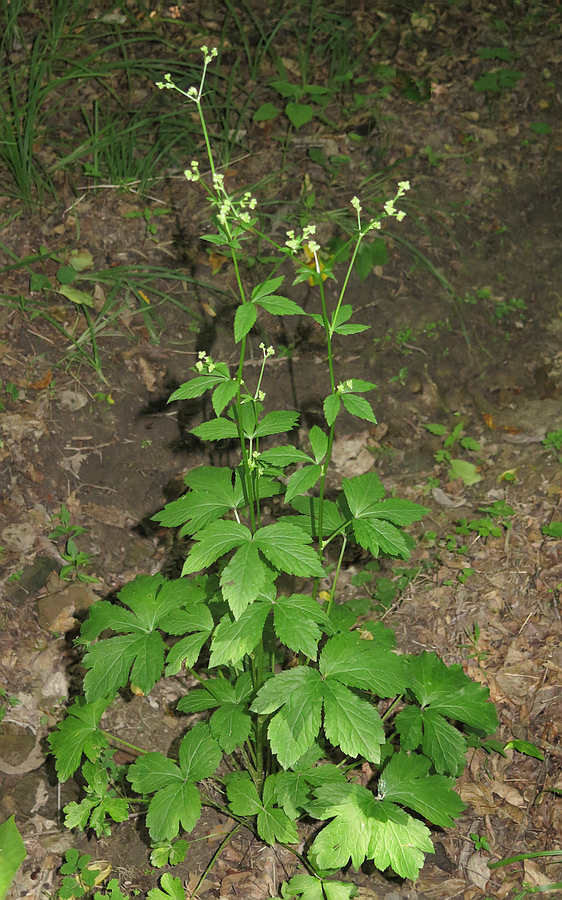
[466,852,491,890]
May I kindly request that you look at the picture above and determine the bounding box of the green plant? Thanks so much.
[48,51,499,898]
[49,504,99,583]
[351,561,422,614]
[492,296,526,324]
[473,49,524,95]
[58,850,103,899]
[0,816,26,900]
[543,430,562,464]
[424,420,482,485]
[470,831,491,852]
[122,206,172,242]
[1,248,207,378]
[0,688,20,725]
[459,624,490,666]
[455,501,514,539]
[0,380,20,408]
[489,851,562,900]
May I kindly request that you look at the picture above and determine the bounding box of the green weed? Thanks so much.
[424,419,482,485]
[47,51,499,899]
[49,503,99,583]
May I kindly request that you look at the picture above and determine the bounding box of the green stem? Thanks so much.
[326,535,347,617]
[188,821,244,900]
[99,730,146,755]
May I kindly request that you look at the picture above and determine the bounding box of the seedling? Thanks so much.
[389,366,408,387]
[459,623,490,666]
[122,207,172,242]
[0,380,20,411]
[351,562,422,613]
[0,689,20,725]
[456,502,514,539]
[492,296,526,325]
[58,850,103,899]
[470,832,491,852]
[424,420,482,485]
[49,504,99,583]
[543,430,562,464]
[48,51,499,898]
[473,49,524,95]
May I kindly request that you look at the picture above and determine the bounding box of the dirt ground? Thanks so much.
[1,1,562,899]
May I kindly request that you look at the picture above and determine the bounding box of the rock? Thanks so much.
[36,582,98,632]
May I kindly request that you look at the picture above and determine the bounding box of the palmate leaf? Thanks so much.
[220,542,267,619]
[226,774,298,845]
[48,697,111,781]
[285,464,323,503]
[182,520,251,574]
[378,752,465,827]
[322,680,384,764]
[152,466,240,533]
[254,521,324,577]
[308,784,433,880]
[127,724,221,841]
[308,782,378,869]
[209,602,270,667]
[274,593,328,660]
[79,575,201,699]
[81,574,190,640]
[319,632,408,697]
[252,649,387,768]
[407,651,499,734]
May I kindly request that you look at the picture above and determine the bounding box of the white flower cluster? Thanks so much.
[259,342,275,359]
[200,45,218,66]
[156,73,176,90]
[195,351,215,373]
[285,224,317,252]
[351,180,411,231]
